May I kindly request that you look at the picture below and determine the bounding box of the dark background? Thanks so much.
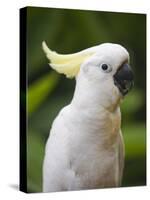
[26,7,146,192]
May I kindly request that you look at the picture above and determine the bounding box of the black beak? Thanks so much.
[113,63,134,96]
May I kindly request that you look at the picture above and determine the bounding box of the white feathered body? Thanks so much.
[42,42,133,192]
[43,70,124,192]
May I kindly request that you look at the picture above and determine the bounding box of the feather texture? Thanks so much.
[42,43,130,192]
[42,41,95,78]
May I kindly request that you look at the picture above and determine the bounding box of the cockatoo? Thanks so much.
[42,42,134,192]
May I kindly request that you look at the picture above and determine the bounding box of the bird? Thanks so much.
[42,41,134,192]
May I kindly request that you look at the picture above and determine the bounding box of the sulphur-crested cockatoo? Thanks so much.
[42,42,134,192]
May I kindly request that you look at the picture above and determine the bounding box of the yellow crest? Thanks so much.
[42,41,95,78]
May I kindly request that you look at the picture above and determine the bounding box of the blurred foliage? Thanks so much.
[25,7,146,192]
[28,72,59,115]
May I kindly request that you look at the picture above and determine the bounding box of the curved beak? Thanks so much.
[113,63,134,96]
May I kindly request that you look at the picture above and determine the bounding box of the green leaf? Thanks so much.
[28,72,59,115]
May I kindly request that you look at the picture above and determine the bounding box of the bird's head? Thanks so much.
[42,42,134,109]
[79,43,134,96]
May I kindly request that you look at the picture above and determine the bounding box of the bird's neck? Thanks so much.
[70,76,121,146]
[71,74,121,114]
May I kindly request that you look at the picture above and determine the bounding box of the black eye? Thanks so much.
[101,64,108,70]
[100,63,112,73]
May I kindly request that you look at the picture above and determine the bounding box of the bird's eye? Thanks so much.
[100,64,112,73]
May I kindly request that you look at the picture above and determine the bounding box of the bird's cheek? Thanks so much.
[113,85,122,98]
[109,85,123,108]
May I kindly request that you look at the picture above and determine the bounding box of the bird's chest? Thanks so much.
[66,109,121,188]
[68,108,121,149]
[67,138,120,189]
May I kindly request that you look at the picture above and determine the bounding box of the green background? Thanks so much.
[26,7,146,192]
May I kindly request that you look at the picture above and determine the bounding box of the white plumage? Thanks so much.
[42,42,133,192]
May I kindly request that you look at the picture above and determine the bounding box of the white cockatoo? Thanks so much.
[42,42,134,192]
